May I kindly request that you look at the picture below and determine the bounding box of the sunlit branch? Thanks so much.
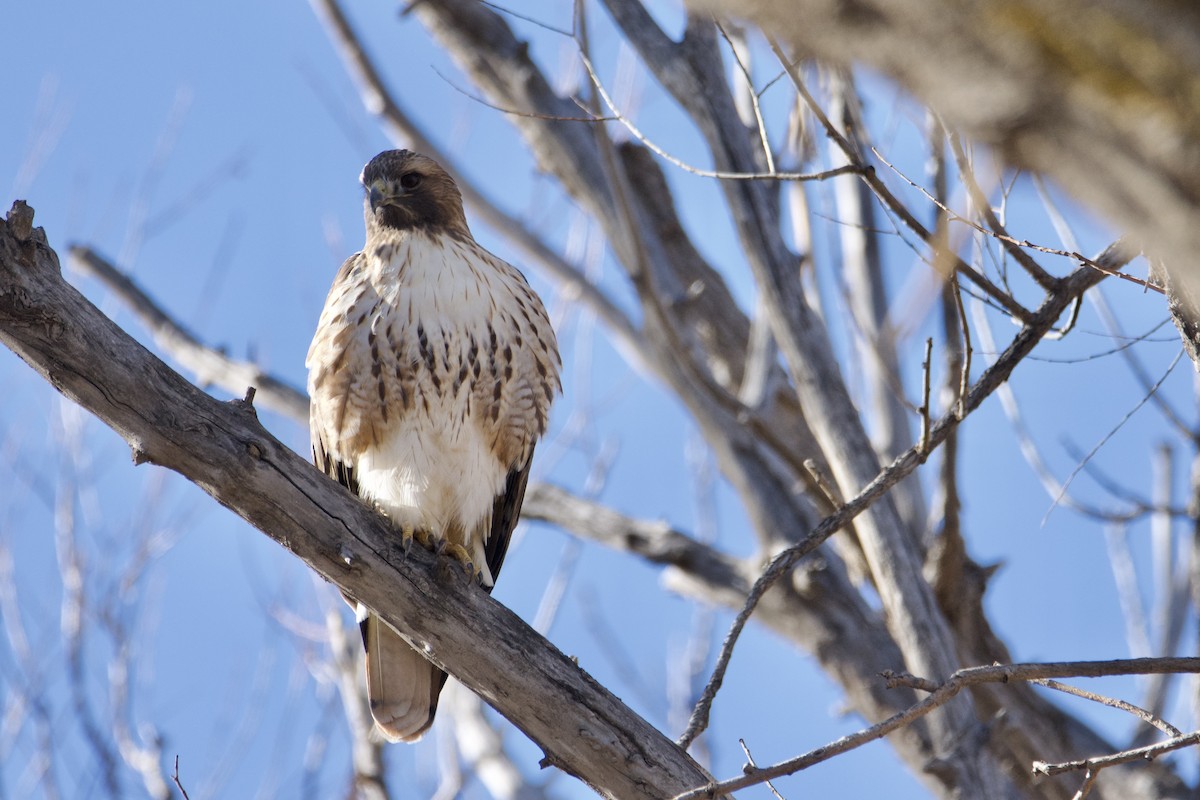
[578,51,860,183]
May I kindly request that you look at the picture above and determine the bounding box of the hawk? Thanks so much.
[306,149,560,742]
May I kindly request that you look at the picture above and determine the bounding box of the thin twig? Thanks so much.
[172,755,191,800]
[738,739,785,800]
[1046,293,1084,340]
[873,144,1161,296]
[715,22,775,174]
[1059,440,1188,517]
[1031,678,1182,738]
[578,51,860,183]
[477,0,573,36]
[976,298,1171,523]
[1071,768,1100,800]
[1032,730,1200,778]
[802,459,843,512]
[1048,348,1185,521]
[435,66,615,122]
[1090,289,1195,440]
[676,658,1200,799]
[919,337,933,454]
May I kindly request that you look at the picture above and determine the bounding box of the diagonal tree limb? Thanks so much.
[0,204,722,800]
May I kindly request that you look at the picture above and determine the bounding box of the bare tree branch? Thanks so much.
[69,245,309,421]
[681,658,1200,800]
[1032,731,1200,784]
[1032,679,1182,740]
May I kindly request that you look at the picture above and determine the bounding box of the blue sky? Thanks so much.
[2,2,1195,799]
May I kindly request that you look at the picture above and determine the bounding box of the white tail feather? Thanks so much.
[362,612,442,742]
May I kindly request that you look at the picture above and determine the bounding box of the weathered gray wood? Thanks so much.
[0,201,719,800]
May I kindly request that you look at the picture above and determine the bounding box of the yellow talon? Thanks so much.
[438,541,476,578]
[388,522,476,581]
[393,522,438,557]
[399,522,416,549]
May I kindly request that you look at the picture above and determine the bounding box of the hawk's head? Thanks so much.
[361,150,469,237]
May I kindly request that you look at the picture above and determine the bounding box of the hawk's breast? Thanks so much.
[307,232,559,573]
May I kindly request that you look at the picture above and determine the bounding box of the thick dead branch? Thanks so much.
[0,203,720,800]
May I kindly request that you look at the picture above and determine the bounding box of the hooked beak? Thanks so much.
[368,180,406,214]
[368,183,389,212]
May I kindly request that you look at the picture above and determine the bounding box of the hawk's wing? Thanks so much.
[484,453,534,592]
[312,430,359,495]
[307,251,368,497]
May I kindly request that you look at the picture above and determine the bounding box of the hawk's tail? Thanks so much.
[360,610,447,742]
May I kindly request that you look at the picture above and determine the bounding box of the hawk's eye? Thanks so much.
[399,172,421,190]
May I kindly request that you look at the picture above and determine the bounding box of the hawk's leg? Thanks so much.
[434,539,476,581]
[412,527,437,550]
[383,513,437,556]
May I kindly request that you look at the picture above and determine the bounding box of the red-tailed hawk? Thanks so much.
[306,150,560,742]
